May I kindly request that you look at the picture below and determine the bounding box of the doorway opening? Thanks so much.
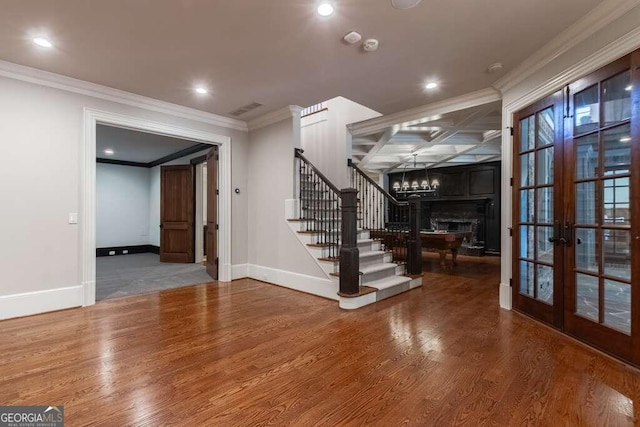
[94,124,219,301]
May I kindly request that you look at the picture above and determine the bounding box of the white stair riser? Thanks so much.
[361,267,397,284]
[307,241,382,258]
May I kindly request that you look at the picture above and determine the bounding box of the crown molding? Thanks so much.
[493,0,640,94]
[248,105,303,131]
[0,60,248,132]
[347,87,501,137]
[503,24,640,112]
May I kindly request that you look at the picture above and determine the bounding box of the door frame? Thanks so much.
[499,32,640,310]
[81,108,232,306]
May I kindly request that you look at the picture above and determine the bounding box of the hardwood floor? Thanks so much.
[1,255,638,426]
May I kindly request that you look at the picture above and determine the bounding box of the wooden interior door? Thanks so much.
[205,146,218,279]
[512,90,565,327]
[562,53,638,362]
[160,165,194,263]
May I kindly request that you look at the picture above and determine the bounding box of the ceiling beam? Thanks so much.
[347,87,501,137]
[409,105,495,156]
[357,126,399,168]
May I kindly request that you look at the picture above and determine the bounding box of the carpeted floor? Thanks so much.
[96,253,213,301]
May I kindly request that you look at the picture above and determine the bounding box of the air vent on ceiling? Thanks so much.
[229,102,264,116]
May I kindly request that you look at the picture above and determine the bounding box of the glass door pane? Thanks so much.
[563,55,636,362]
[513,94,563,326]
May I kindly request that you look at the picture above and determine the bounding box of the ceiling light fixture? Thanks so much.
[195,87,208,95]
[33,37,53,48]
[391,0,422,9]
[425,82,438,90]
[362,39,379,52]
[620,136,631,143]
[104,149,114,155]
[317,2,334,16]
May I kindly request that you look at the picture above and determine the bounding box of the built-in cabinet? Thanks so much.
[389,161,501,254]
[513,49,639,365]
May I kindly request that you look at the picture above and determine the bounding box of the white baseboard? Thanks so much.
[247,264,338,301]
[231,264,249,280]
[499,282,512,310]
[0,286,84,321]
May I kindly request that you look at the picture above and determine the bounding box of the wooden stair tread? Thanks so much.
[338,286,377,298]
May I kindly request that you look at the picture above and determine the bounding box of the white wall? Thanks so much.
[498,5,640,308]
[247,114,327,279]
[301,97,381,188]
[0,73,248,307]
[148,149,210,246]
[96,163,150,247]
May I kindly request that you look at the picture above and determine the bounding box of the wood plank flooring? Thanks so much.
[1,254,639,425]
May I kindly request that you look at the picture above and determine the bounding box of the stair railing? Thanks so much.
[295,149,360,295]
[349,160,422,275]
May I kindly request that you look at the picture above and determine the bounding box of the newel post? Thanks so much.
[406,194,422,275]
[339,188,359,295]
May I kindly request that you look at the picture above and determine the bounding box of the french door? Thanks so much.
[513,50,640,364]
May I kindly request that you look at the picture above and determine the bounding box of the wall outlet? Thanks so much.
[108,251,116,256]
[122,250,129,254]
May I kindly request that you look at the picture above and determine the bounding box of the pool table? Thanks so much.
[420,231,472,267]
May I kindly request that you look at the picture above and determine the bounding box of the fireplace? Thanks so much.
[423,198,491,256]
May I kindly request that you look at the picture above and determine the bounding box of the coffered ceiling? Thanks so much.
[0,0,603,121]
[352,101,502,172]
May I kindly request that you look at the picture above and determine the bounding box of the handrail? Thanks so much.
[348,159,408,206]
[296,149,341,194]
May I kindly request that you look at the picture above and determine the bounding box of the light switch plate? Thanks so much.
[68,213,78,224]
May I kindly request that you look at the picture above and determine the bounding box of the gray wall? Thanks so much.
[247,117,326,278]
[96,163,150,247]
[0,75,248,298]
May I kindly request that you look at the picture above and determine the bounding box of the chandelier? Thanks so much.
[392,154,439,195]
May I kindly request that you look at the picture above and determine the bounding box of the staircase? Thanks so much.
[287,150,422,309]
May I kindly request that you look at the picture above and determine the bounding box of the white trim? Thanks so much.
[82,108,233,306]
[499,25,640,310]
[231,264,249,280]
[247,105,304,131]
[0,286,84,321]
[339,293,377,310]
[0,60,247,132]
[493,0,640,94]
[347,87,501,137]
[247,264,338,301]
[499,283,512,310]
[301,110,328,127]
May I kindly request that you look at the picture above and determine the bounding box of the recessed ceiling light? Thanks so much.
[620,136,631,143]
[317,2,334,16]
[425,82,438,90]
[195,87,208,95]
[104,149,114,155]
[33,37,53,48]
[391,0,422,9]
[625,85,633,91]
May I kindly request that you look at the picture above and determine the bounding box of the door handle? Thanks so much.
[548,221,563,245]
[159,224,164,229]
[563,222,573,246]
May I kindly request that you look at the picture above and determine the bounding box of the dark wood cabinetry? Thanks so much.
[388,161,501,254]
